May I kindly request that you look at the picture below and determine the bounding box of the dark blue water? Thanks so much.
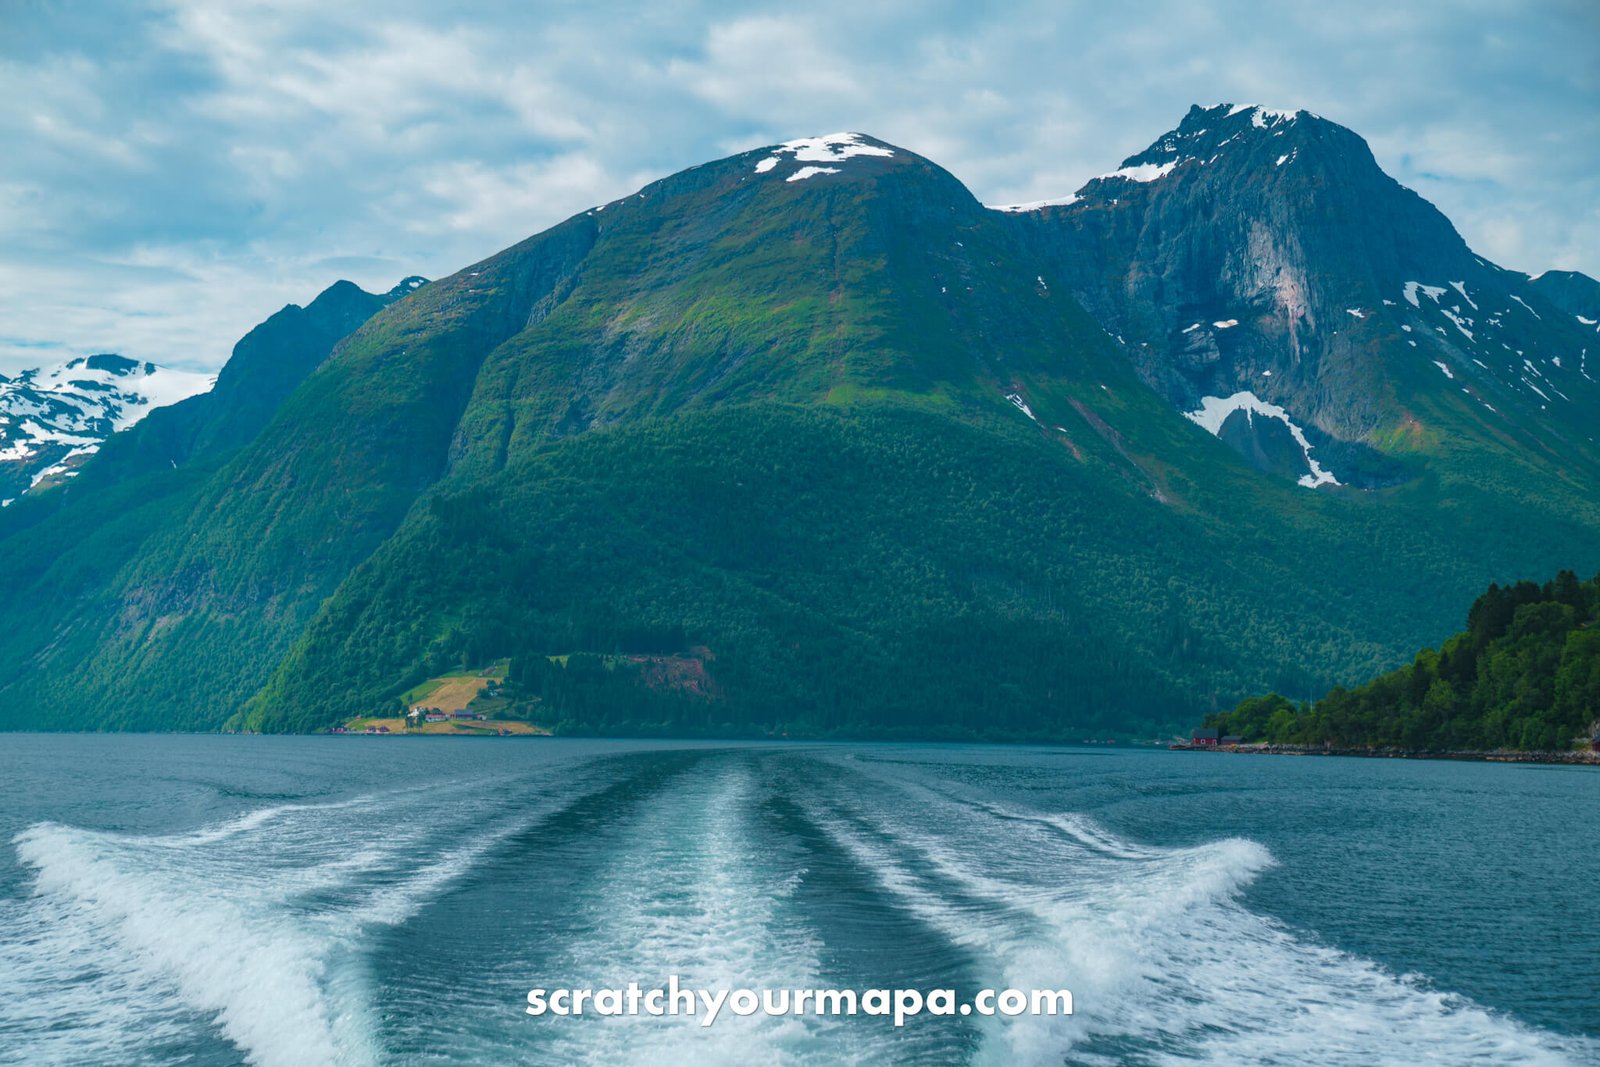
[1,736,1594,1065]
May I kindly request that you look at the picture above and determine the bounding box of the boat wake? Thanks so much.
[796,756,1592,1065]
[3,746,1592,1066]
[4,767,609,1067]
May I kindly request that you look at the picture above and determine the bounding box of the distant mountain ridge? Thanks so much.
[0,276,428,514]
[0,354,214,503]
[0,115,1595,737]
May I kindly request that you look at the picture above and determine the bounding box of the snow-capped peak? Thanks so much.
[752,132,894,182]
[1,354,216,501]
[989,103,1326,214]
[1224,103,1307,126]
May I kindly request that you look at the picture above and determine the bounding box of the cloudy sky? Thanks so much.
[3,0,1597,374]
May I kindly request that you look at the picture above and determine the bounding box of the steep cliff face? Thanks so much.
[1009,104,1600,488]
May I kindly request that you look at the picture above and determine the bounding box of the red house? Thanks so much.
[1191,728,1220,747]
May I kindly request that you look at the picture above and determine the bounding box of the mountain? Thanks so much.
[0,277,426,525]
[0,277,419,729]
[1530,269,1600,323]
[66,278,427,498]
[0,354,213,504]
[0,119,1596,737]
[1005,103,1600,488]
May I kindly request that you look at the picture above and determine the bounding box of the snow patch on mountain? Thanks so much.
[1225,104,1304,126]
[1440,307,1474,341]
[989,194,1080,213]
[1403,281,1447,307]
[1508,294,1542,320]
[1186,391,1340,489]
[786,166,840,183]
[754,133,893,180]
[1005,392,1037,421]
[1098,160,1179,184]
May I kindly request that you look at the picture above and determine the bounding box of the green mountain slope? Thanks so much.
[0,278,419,728]
[2,125,1597,736]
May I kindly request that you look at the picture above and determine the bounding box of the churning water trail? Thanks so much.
[800,753,1595,1066]
[2,741,1594,1066]
[3,762,617,1067]
[523,756,883,1066]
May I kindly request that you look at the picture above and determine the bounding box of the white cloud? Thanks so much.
[0,0,1595,374]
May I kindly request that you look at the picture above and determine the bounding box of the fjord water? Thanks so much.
[1,737,1594,1066]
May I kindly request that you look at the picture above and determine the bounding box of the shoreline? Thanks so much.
[1169,743,1600,766]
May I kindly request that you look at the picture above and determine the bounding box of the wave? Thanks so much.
[525,759,883,1066]
[5,747,1593,1066]
[803,762,1594,1066]
[6,765,610,1067]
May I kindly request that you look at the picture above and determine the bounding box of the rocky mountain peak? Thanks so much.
[1010,104,1599,489]
[1083,103,1322,190]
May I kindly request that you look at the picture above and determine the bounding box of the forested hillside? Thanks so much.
[1206,571,1600,751]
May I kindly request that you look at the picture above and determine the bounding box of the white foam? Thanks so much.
[13,821,376,1067]
[796,767,1584,1067]
[534,762,872,1065]
[7,771,602,1067]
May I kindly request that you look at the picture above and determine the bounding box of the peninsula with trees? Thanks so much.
[1198,571,1600,758]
